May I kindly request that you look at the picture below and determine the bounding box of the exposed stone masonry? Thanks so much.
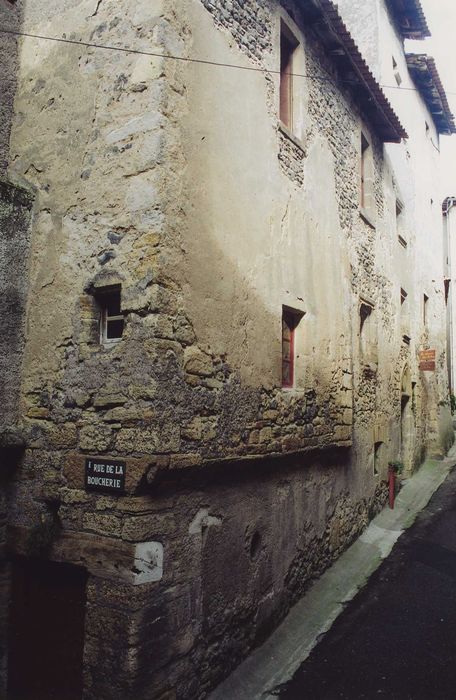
[200,0,273,63]
[277,128,305,186]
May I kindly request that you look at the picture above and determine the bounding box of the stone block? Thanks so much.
[105,111,165,145]
[259,427,273,443]
[27,407,50,419]
[63,453,85,489]
[248,430,259,445]
[122,513,174,542]
[183,347,213,377]
[169,453,202,470]
[83,512,122,538]
[47,423,78,449]
[143,314,174,339]
[115,424,180,454]
[93,393,127,409]
[79,423,113,452]
[181,418,203,441]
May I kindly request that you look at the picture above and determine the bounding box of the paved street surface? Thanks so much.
[280,464,456,700]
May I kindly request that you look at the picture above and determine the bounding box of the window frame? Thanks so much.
[279,22,299,132]
[97,286,124,345]
[281,306,304,389]
[423,293,429,326]
[360,131,375,227]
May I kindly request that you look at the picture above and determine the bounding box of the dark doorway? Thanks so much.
[8,558,87,700]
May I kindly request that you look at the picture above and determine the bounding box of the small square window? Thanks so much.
[98,287,124,343]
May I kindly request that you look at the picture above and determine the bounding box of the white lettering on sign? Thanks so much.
[87,476,122,489]
[85,458,126,494]
[89,462,125,475]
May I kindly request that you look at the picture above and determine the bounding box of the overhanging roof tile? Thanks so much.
[298,0,407,142]
[406,54,456,135]
[386,0,431,40]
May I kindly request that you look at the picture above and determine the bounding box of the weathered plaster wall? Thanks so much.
[338,0,453,462]
[0,0,24,178]
[0,182,34,432]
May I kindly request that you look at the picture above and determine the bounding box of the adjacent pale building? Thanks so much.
[0,0,454,697]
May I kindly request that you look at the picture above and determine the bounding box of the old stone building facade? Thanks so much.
[0,0,454,697]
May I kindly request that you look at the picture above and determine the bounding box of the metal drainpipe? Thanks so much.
[443,197,456,395]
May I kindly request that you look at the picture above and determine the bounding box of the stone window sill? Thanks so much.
[278,122,306,154]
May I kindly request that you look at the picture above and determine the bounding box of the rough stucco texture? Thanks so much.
[0,182,33,430]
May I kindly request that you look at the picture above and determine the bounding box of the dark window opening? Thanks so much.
[97,286,124,343]
[360,302,372,335]
[400,288,408,306]
[360,133,373,212]
[282,307,303,388]
[374,441,382,476]
[423,293,429,325]
[396,199,407,247]
[392,56,402,86]
[445,278,450,305]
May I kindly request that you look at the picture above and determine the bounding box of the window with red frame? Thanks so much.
[282,308,302,388]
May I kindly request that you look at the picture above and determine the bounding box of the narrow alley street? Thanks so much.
[280,462,456,699]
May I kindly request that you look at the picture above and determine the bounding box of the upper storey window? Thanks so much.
[360,131,375,226]
[279,22,299,131]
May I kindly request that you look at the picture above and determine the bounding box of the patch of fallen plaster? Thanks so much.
[189,508,222,535]
[131,541,163,585]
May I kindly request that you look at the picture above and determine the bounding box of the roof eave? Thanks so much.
[386,0,431,41]
[406,54,456,135]
[301,0,407,142]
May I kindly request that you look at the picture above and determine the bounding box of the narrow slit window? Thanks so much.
[282,307,303,388]
[280,24,298,130]
[423,294,429,326]
[400,288,408,306]
[359,300,377,365]
[360,133,374,215]
[99,287,124,343]
[392,56,402,86]
[396,199,406,247]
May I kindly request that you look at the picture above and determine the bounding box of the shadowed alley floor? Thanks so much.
[280,460,456,699]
